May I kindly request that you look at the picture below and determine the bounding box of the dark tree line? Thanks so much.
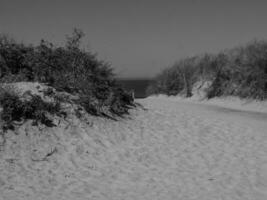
[147,40,267,100]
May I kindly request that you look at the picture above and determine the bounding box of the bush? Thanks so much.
[0,29,134,117]
[147,40,267,100]
[0,89,61,130]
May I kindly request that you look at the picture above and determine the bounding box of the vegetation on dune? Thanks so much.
[0,88,62,131]
[0,29,135,129]
[147,40,267,100]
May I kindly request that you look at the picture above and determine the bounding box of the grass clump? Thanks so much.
[147,40,267,100]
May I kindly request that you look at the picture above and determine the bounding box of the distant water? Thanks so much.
[117,79,152,98]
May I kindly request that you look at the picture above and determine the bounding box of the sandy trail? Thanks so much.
[1,98,267,200]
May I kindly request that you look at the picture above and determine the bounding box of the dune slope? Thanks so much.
[0,97,267,200]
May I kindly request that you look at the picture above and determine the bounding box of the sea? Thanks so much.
[117,79,152,99]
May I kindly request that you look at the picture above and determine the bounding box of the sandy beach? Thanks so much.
[0,97,267,200]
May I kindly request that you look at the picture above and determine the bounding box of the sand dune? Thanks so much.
[0,97,267,200]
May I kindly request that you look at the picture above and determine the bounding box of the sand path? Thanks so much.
[1,98,267,200]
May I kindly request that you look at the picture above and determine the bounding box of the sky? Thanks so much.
[1,0,267,78]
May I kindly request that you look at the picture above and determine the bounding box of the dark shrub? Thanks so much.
[0,90,61,130]
[0,29,134,117]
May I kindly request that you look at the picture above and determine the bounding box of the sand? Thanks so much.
[0,97,267,200]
